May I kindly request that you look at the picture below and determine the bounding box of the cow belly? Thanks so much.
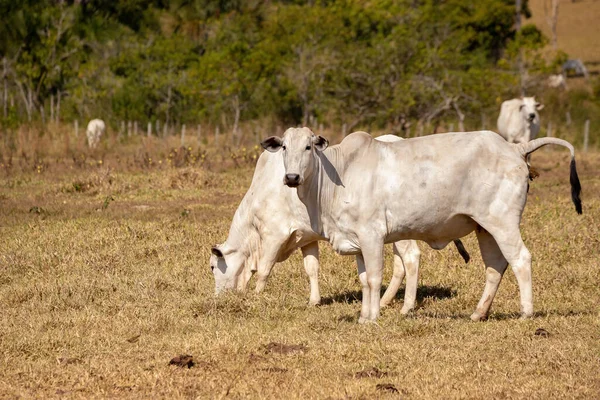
[330,234,361,255]
[384,214,477,246]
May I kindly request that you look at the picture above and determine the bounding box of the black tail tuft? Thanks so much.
[570,158,582,214]
[453,239,470,264]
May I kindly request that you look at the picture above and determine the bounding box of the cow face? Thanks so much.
[210,244,244,294]
[519,97,544,124]
[261,127,328,187]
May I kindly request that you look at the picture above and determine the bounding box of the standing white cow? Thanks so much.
[497,97,544,144]
[211,135,470,312]
[255,127,581,323]
[86,119,106,149]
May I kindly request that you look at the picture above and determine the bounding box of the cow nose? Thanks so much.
[285,173,300,186]
[528,113,535,120]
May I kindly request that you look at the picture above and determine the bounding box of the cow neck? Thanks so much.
[295,147,342,240]
[224,191,257,260]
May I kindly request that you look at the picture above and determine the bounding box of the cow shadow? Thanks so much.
[320,284,455,306]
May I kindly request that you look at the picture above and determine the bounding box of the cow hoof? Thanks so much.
[400,305,414,315]
[470,311,488,322]
[358,317,378,324]
[308,300,321,307]
[379,300,391,308]
[519,312,534,320]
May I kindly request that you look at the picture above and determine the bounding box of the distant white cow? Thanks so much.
[497,97,544,144]
[86,119,106,149]
[547,74,567,89]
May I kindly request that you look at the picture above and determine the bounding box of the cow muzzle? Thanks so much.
[284,173,301,187]
[528,113,536,122]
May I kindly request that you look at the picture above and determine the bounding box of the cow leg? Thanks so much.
[236,264,254,291]
[478,222,533,319]
[359,239,385,322]
[356,254,371,323]
[254,244,280,294]
[400,240,420,314]
[380,240,420,314]
[471,227,508,321]
[495,234,533,319]
[380,243,406,308]
[301,242,320,306]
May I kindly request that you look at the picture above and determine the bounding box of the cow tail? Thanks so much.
[516,138,582,215]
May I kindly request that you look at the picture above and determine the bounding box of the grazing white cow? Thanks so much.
[497,97,544,144]
[211,135,470,313]
[257,127,581,323]
[86,119,106,149]
[547,74,567,89]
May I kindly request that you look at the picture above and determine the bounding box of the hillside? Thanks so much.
[529,0,600,64]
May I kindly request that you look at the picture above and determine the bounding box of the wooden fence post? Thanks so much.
[547,121,553,137]
[215,126,220,145]
[583,119,590,152]
[181,124,186,147]
[147,122,152,137]
[197,124,201,143]
[74,120,79,137]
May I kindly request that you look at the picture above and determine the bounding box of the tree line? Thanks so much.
[0,0,576,135]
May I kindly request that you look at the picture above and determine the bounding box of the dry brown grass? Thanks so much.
[1,129,599,399]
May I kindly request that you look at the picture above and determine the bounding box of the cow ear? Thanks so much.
[536,103,544,111]
[211,245,224,258]
[312,135,329,151]
[261,136,283,152]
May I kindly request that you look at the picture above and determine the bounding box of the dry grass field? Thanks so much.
[1,128,599,399]
[530,0,600,66]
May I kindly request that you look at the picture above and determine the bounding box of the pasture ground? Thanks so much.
[0,130,599,399]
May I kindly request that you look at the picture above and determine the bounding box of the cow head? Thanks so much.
[210,244,245,294]
[261,127,328,187]
[519,97,544,124]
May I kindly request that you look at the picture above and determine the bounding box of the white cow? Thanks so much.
[547,74,567,89]
[497,97,544,144]
[211,135,469,313]
[254,127,581,323]
[86,119,106,149]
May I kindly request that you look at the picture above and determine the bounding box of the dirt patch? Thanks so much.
[58,357,82,365]
[169,355,195,368]
[248,353,267,363]
[535,328,551,338]
[260,342,308,355]
[354,367,388,379]
[376,383,399,393]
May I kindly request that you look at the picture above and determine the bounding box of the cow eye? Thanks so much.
[211,265,215,272]
[305,145,311,150]
[282,145,286,151]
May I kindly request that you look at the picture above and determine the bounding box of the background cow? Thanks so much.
[86,119,106,149]
[497,97,544,144]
